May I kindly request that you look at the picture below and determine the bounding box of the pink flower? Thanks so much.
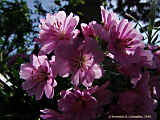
[41,84,113,120]
[19,54,57,100]
[109,20,144,56]
[58,88,100,120]
[36,11,79,55]
[100,6,119,32]
[81,21,97,38]
[118,47,153,85]
[55,38,104,87]
[151,75,160,99]
[40,88,102,120]
[81,21,109,41]
[116,91,157,120]
[92,81,113,106]
[101,6,144,58]
[148,46,160,99]
[109,72,157,120]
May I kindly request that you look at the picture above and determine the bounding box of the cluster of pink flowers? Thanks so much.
[19,6,160,120]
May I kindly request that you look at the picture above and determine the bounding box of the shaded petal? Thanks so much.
[39,41,56,55]
[136,71,150,96]
[64,13,79,34]
[82,70,94,87]
[30,54,40,69]
[55,58,70,77]
[35,82,45,100]
[40,109,63,120]
[22,80,37,90]
[71,70,81,87]
[117,19,127,36]
[92,64,103,79]
[120,22,133,39]
[56,11,67,27]
[38,55,48,65]
[45,84,54,99]
[100,6,108,24]
[20,63,34,80]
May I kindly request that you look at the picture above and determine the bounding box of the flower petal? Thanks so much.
[45,84,54,99]
[20,63,34,80]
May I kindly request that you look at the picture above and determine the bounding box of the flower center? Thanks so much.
[32,66,49,83]
[59,32,65,40]
[70,54,86,71]
[115,38,132,52]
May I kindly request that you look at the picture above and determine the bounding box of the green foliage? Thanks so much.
[0,0,33,64]
[0,0,37,120]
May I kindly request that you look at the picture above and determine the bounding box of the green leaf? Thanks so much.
[0,39,3,45]
[148,0,156,44]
